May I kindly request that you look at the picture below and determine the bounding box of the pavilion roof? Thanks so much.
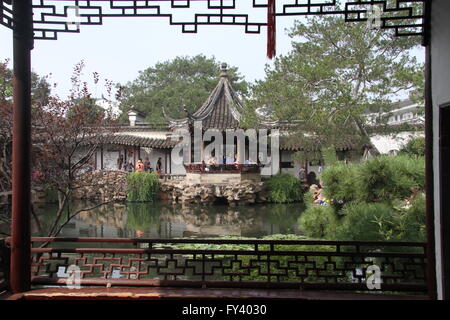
[165,63,244,131]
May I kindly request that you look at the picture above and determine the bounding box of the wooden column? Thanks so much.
[10,0,33,294]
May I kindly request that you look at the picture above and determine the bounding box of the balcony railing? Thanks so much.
[0,237,425,294]
[184,163,261,174]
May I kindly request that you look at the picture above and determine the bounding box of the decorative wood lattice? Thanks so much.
[0,0,425,40]
[30,237,427,293]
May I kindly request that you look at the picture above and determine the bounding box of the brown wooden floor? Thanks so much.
[0,287,429,300]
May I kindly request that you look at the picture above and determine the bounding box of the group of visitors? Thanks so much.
[204,154,259,172]
[118,155,163,174]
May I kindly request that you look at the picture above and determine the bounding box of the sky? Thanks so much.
[0,1,424,103]
[0,1,303,100]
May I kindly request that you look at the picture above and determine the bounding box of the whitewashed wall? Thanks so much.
[370,131,424,155]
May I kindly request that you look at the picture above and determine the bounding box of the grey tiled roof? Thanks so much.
[107,134,178,149]
[166,71,243,130]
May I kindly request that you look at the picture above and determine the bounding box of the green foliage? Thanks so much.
[401,194,427,242]
[245,13,423,148]
[399,136,425,157]
[303,191,315,209]
[306,154,426,242]
[321,162,359,207]
[127,172,160,202]
[335,197,426,242]
[67,97,105,124]
[321,146,338,167]
[299,205,337,239]
[356,155,423,202]
[266,173,302,203]
[335,202,397,241]
[118,55,248,123]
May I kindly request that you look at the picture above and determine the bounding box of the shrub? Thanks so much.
[390,154,425,191]
[321,162,359,207]
[127,172,160,202]
[399,136,425,157]
[355,155,419,203]
[402,193,426,242]
[335,202,397,241]
[299,205,337,239]
[266,173,302,203]
[303,191,315,209]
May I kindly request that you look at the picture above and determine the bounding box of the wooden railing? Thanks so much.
[19,237,428,294]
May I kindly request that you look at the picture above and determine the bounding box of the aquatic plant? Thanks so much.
[126,172,160,202]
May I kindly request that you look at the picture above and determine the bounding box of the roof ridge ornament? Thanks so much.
[220,62,228,77]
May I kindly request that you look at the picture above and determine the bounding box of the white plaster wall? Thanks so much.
[103,149,120,171]
[431,0,450,300]
[370,131,425,154]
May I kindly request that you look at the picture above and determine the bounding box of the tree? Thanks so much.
[0,60,50,193]
[0,60,119,238]
[32,62,119,237]
[399,136,425,157]
[117,55,249,123]
[245,10,424,150]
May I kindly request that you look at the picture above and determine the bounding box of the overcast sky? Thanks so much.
[0,1,424,102]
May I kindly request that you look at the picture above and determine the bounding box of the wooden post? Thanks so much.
[10,0,33,294]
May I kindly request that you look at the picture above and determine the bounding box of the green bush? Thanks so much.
[335,202,397,241]
[266,173,302,203]
[402,193,426,242]
[303,191,315,209]
[127,172,160,202]
[390,154,425,191]
[356,155,419,203]
[399,136,425,157]
[321,162,359,207]
[303,154,426,242]
[299,205,337,239]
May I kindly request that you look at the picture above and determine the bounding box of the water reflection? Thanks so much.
[30,202,305,239]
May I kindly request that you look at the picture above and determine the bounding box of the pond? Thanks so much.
[8,201,306,239]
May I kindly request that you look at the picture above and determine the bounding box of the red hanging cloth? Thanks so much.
[267,0,276,59]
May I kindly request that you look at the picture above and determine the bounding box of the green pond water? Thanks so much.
[4,201,306,239]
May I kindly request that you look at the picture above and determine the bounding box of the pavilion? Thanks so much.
[90,63,357,182]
